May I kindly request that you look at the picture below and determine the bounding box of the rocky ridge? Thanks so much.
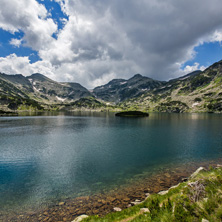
[120,60,222,113]
[93,74,164,102]
[1,60,222,113]
[0,72,92,111]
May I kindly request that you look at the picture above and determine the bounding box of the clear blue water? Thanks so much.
[0,112,222,212]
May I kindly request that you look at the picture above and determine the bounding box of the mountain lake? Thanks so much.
[1,112,222,219]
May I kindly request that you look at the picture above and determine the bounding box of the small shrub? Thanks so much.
[174,200,189,221]
[194,97,202,102]
[190,75,212,89]
[203,198,218,214]
[148,197,161,219]
[216,206,222,220]
[162,198,173,211]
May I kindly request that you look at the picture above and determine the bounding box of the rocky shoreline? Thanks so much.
[1,160,221,222]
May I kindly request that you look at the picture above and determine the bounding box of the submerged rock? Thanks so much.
[59,202,65,206]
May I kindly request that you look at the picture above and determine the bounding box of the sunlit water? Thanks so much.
[1,112,222,212]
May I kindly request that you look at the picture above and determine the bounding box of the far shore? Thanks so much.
[1,110,222,118]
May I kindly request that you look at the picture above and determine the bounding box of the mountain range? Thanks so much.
[93,74,164,102]
[0,60,222,113]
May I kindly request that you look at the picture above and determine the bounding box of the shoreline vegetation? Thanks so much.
[2,109,222,119]
[83,164,222,222]
[2,161,222,222]
[2,106,222,115]
[0,110,18,116]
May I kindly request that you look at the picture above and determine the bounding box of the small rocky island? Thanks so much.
[115,111,149,117]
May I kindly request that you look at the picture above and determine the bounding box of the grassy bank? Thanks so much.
[80,166,222,222]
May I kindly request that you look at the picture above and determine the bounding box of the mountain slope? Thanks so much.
[0,72,92,105]
[120,60,222,113]
[93,74,164,102]
[27,73,92,103]
[0,72,94,111]
[0,75,29,99]
[1,60,222,113]
[0,75,43,111]
[0,73,34,93]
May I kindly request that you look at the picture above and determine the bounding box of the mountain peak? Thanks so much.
[27,73,54,82]
[29,73,47,78]
[205,59,222,71]
[132,74,143,78]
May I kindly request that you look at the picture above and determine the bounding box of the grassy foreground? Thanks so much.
[80,166,222,222]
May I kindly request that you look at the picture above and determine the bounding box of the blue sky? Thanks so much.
[182,42,222,70]
[36,0,68,32]
[0,28,40,63]
[0,0,222,88]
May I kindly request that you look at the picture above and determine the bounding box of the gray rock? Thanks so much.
[188,181,199,187]
[201,219,209,222]
[158,190,169,195]
[113,207,122,212]
[190,167,206,178]
[169,183,180,190]
[216,164,222,169]
[145,193,151,200]
[158,183,179,197]
[131,201,142,205]
[140,208,150,213]
[72,215,89,222]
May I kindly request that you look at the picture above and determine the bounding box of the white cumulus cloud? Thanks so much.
[9,38,22,47]
[1,0,222,88]
[183,62,206,73]
[0,0,57,51]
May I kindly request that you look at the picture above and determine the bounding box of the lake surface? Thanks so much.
[1,112,222,213]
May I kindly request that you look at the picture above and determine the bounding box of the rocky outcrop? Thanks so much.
[72,215,89,222]
[93,74,164,102]
[190,167,206,179]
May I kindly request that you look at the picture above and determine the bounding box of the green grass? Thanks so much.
[81,167,222,222]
